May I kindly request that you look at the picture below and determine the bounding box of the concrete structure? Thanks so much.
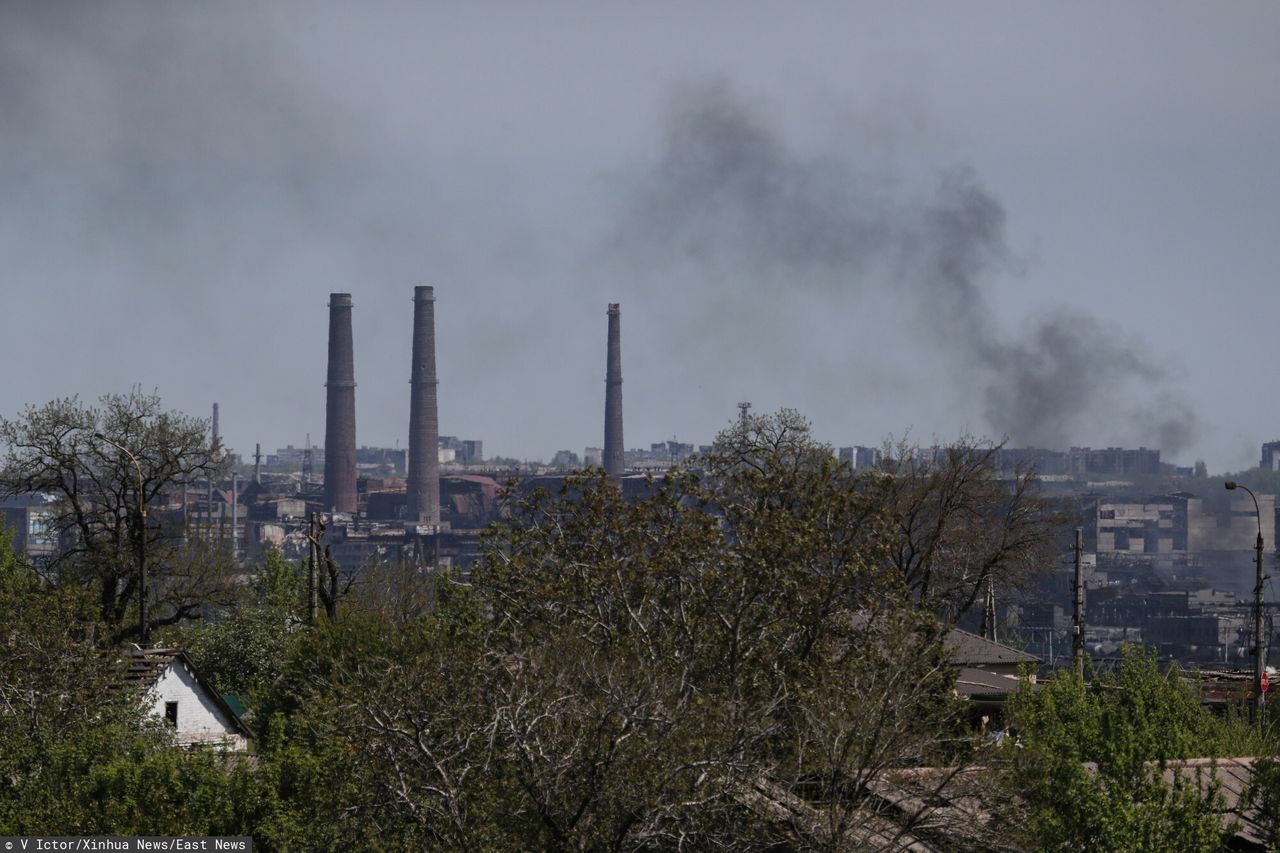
[838,446,880,469]
[1095,496,1187,558]
[995,446,1162,478]
[358,446,408,475]
[1094,492,1275,575]
[550,450,581,469]
[323,293,358,514]
[0,493,59,562]
[439,436,483,465]
[624,440,696,471]
[1262,441,1280,471]
[603,303,624,479]
[120,648,251,751]
[407,285,441,525]
[268,444,324,469]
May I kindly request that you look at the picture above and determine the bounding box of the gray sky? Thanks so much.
[2,2,1278,471]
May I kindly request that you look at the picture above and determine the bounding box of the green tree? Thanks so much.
[1244,754,1280,850]
[179,547,305,703]
[1009,647,1235,852]
[252,588,500,850]
[472,412,988,848]
[0,522,264,836]
[0,389,227,640]
[247,411,990,850]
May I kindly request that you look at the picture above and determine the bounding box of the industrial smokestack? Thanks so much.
[211,402,219,448]
[604,303,624,479]
[323,293,357,514]
[407,285,440,525]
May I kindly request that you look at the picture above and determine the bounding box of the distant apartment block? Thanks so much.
[624,440,696,470]
[439,437,483,464]
[269,444,323,469]
[838,446,880,470]
[995,446,1161,478]
[357,446,408,475]
[550,450,581,469]
[1262,440,1280,471]
[0,494,60,562]
[270,437,482,474]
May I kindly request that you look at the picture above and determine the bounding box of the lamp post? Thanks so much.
[96,432,148,646]
[1226,480,1266,722]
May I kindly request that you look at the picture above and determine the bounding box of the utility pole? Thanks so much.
[982,578,997,642]
[1257,522,1267,720]
[1073,527,1086,679]
[230,473,238,566]
[306,512,320,625]
[1226,480,1267,724]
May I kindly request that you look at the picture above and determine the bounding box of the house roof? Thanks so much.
[954,666,1024,700]
[1080,757,1266,849]
[1163,758,1264,848]
[118,646,254,740]
[945,629,1040,667]
[863,759,1272,852]
[118,646,186,688]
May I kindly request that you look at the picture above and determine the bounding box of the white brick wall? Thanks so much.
[145,659,247,751]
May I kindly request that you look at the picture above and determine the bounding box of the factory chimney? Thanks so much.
[406,285,440,525]
[323,293,357,514]
[211,403,220,448]
[604,303,624,479]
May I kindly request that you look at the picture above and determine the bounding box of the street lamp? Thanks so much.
[96,432,149,646]
[1226,480,1266,722]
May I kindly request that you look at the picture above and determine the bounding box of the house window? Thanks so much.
[164,701,178,727]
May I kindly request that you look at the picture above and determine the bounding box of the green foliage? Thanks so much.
[179,547,304,703]
[5,719,259,836]
[1010,648,1235,851]
[0,553,259,835]
[234,413,979,849]
[457,413,968,848]
[1245,755,1280,850]
[249,591,499,850]
[0,520,34,602]
[3,408,1108,848]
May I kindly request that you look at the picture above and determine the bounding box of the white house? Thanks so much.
[119,647,252,751]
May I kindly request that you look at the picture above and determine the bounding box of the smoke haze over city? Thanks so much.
[2,2,1277,469]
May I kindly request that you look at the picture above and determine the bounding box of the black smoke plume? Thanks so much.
[613,80,1198,453]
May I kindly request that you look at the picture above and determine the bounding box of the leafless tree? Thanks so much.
[879,437,1064,625]
[0,389,228,641]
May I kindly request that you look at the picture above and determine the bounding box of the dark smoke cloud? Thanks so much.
[612,80,1200,453]
[622,81,894,276]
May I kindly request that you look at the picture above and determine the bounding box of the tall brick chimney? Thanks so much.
[323,293,357,514]
[604,303,624,479]
[407,285,440,525]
